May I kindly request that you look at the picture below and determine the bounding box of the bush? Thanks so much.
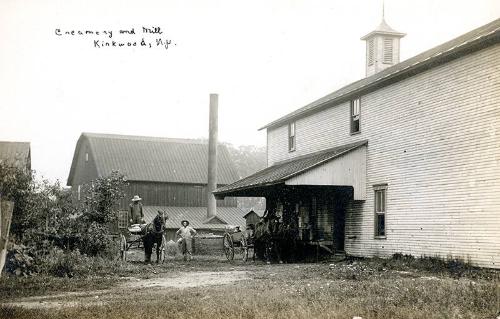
[75,222,117,257]
[4,244,37,277]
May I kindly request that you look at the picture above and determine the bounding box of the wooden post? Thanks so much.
[0,195,15,277]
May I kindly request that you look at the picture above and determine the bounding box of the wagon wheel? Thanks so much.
[119,234,127,261]
[159,234,167,263]
[223,233,234,261]
[240,235,248,262]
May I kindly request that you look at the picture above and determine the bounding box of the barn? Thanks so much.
[67,132,247,237]
[0,141,31,172]
[215,18,500,268]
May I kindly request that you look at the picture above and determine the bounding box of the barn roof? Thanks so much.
[142,206,247,230]
[260,18,500,130]
[214,140,367,196]
[0,141,31,170]
[67,133,239,186]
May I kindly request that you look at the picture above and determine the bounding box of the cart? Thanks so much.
[119,223,167,262]
[223,227,254,262]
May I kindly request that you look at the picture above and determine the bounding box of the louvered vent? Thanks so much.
[383,37,393,64]
[368,38,375,66]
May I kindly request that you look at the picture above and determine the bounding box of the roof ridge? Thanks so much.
[259,17,500,130]
[82,132,208,145]
[0,141,31,145]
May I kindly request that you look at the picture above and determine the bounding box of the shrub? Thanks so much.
[36,248,92,278]
[4,244,37,277]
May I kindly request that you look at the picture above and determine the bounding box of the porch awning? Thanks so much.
[214,140,367,200]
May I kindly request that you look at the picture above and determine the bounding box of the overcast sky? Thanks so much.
[0,0,498,183]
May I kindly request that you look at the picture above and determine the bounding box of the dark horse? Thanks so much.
[142,230,163,263]
[253,214,299,263]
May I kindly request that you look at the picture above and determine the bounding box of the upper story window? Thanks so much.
[288,122,296,152]
[374,184,387,238]
[350,98,361,134]
[368,38,375,66]
[383,38,393,64]
[85,152,89,162]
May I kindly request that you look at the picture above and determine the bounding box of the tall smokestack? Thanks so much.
[207,93,218,218]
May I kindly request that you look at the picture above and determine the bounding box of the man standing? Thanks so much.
[129,195,144,224]
[176,220,197,261]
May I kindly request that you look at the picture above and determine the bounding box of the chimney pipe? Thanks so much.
[207,93,218,218]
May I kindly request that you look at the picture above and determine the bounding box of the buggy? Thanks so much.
[222,226,255,262]
[119,223,167,262]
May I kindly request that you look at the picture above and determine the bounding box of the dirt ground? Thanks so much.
[1,254,498,319]
[3,269,249,309]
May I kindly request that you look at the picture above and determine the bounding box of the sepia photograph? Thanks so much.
[0,0,499,318]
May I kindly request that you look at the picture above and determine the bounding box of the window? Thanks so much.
[350,98,361,134]
[117,211,129,229]
[374,185,387,238]
[383,38,393,64]
[85,153,89,162]
[368,38,375,66]
[77,185,81,201]
[288,122,296,152]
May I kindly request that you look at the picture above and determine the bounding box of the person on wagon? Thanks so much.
[129,195,144,225]
[176,220,197,261]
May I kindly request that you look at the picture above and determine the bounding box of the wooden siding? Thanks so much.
[70,139,99,195]
[244,212,260,227]
[267,44,500,268]
[119,182,237,210]
[285,146,366,200]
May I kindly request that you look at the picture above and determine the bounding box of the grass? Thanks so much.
[1,255,498,319]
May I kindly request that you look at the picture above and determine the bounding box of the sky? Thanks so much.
[0,0,498,184]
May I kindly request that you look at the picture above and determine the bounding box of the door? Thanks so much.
[333,198,346,252]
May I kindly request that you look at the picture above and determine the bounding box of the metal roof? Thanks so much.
[67,133,239,186]
[0,141,30,169]
[260,18,500,131]
[214,140,367,195]
[142,206,247,229]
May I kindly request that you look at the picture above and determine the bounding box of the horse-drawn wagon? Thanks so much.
[119,211,169,263]
[222,226,255,262]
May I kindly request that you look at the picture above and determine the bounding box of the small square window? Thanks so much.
[288,122,296,152]
[350,98,361,134]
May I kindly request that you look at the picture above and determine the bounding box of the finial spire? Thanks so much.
[382,0,385,19]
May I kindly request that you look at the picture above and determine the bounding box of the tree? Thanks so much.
[224,143,267,211]
[76,171,128,256]
[0,162,36,239]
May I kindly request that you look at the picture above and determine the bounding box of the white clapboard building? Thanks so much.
[215,18,500,268]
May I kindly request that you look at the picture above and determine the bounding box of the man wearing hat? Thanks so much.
[176,220,197,261]
[129,195,144,225]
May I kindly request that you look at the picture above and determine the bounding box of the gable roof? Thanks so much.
[142,206,247,229]
[243,210,265,219]
[260,18,500,131]
[0,141,31,170]
[214,140,367,196]
[67,133,239,186]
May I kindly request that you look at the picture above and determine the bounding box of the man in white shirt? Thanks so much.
[176,220,197,261]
